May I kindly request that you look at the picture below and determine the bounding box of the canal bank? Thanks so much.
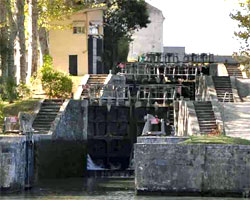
[135,136,250,197]
[0,135,33,192]
[0,177,248,200]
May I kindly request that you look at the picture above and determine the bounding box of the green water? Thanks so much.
[0,178,243,200]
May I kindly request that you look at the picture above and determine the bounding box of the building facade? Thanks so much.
[49,7,105,76]
[128,3,165,61]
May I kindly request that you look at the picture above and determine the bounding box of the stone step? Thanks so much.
[197,119,216,122]
[196,112,215,114]
[199,124,217,127]
[44,99,64,103]
[195,107,213,110]
[194,101,217,134]
[35,113,58,117]
[33,120,54,124]
[38,109,60,112]
[32,98,63,131]
[38,111,60,115]
[196,113,215,116]
[33,126,51,130]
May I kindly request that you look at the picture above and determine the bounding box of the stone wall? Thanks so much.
[34,100,88,180]
[0,136,27,192]
[235,78,250,102]
[217,63,228,76]
[52,100,86,140]
[128,3,164,60]
[176,100,200,136]
[135,143,250,197]
[196,75,217,101]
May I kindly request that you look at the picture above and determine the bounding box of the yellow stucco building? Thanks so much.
[49,7,105,76]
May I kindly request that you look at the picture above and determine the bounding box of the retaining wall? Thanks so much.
[34,100,88,180]
[135,142,250,197]
[0,136,27,192]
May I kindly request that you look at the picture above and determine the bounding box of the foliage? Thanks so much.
[0,77,18,103]
[41,55,73,99]
[181,135,250,145]
[105,0,150,37]
[231,1,250,51]
[117,37,130,62]
[0,101,4,125]
[103,0,150,69]
[37,0,92,29]
[17,83,31,99]
[231,1,250,76]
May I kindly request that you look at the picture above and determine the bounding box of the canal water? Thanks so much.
[0,178,242,200]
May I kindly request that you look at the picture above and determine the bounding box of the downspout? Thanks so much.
[86,11,89,74]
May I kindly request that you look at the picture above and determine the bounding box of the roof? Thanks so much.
[146,2,165,20]
[75,5,107,14]
[214,55,239,64]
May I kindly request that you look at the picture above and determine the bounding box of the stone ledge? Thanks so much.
[137,136,189,144]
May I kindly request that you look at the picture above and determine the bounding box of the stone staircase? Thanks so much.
[212,76,234,102]
[81,74,108,98]
[194,101,217,134]
[32,99,64,134]
[226,65,243,78]
[87,74,108,84]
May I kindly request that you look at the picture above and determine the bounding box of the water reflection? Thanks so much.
[0,178,242,200]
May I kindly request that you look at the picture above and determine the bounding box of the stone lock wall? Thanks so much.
[135,143,250,196]
[34,100,87,180]
[0,136,27,192]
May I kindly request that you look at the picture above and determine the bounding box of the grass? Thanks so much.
[181,135,250,145]
[0,99,41,133]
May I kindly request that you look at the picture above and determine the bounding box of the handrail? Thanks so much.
[223,92,233,103]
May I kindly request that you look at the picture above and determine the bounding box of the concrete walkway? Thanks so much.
[222,103,250,140]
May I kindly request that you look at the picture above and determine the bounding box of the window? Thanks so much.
[73,26,85,34]
[89,24,99,35]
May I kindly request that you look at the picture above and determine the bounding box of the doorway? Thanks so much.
[69,55,78,76]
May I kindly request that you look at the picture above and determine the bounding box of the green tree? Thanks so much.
[103,0,150,70]
[231,1,250,76]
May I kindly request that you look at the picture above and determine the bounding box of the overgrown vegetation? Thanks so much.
[41,55,73,99]
[182,135,250,145]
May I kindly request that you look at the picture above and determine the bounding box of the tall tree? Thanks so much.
[6,0,18,78]
[37,0,85,61]
[103,0,150,70]
[31,0,38,76]
[17,0,26,82]
[0,0,8,78]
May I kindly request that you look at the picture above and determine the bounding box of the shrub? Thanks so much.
[41,55,73,99]
[17,83,31,99]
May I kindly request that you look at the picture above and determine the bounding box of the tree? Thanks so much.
[231,1,250,75]
[37,0,86,60]
[0,0,8,78]
[17,0,26,83]
[103,0,150,70]
[31,0,39,76]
